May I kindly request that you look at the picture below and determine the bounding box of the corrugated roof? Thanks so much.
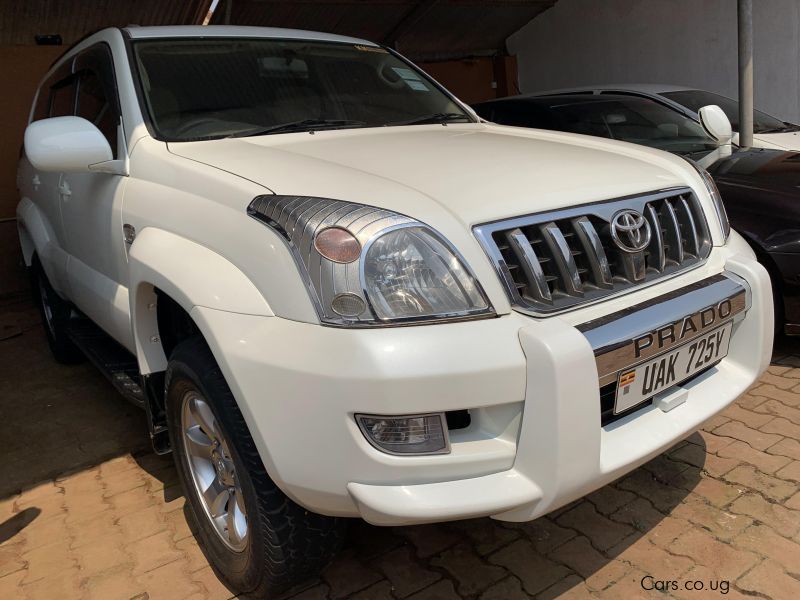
[0,0,213,46]
[209,0,557,60]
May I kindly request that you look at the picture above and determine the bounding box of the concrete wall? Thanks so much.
[507,0,800,123]
[0,45,64,296]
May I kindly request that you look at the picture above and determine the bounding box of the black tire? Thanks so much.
[30,258,84,364]
[165,336,346,596]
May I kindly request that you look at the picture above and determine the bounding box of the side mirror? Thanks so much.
[24,116,113,173]
[699,105,732,159]
[698,105,733,144]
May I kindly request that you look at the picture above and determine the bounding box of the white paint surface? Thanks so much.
[507,0,800,123]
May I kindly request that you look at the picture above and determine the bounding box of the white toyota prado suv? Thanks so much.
[17,25,772,595]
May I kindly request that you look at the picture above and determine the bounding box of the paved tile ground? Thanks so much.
[2,294,800,599]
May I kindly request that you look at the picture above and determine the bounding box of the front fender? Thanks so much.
[128,227,272,373]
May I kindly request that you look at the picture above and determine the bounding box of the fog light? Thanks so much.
[356,413,449,455]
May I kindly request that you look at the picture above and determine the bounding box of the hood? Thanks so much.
[732,130,800,151]
[167,123,691,226]
[710,147,800,194]
[754,130,800,151]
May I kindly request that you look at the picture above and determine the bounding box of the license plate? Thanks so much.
[615,321,733,414]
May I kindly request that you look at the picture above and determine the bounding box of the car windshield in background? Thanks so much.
[661,89,797,134]
[528,97,719,156]
[132,38,471,141]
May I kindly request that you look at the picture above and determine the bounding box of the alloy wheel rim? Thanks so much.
[180,392,248,552]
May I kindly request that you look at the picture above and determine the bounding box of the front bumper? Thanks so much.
[191,249,772,526]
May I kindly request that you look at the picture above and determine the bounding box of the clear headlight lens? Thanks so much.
[247,196,494,326]
[684,158,731,241]
[363,226,489,321]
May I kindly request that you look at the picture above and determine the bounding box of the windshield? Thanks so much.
[132,38,471,141]
[661,89,796,134]
[534,96,719,156]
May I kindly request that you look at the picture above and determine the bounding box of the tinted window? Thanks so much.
[76,70,118,157]
[475,101,561,130]
[49,77,76,117]
[74,44,121,158]
[661,89,789,134]
[553,97,718,154]
[133,38,471,141]
[483,97,719,157]
[32,87,50,121]
[32,62,72,122]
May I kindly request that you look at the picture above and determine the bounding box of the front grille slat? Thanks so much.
[505,228,553,304]
[475,188,712,315]
[572,216,613,289]
[644,204,666,272]
[540,222,584,297]
[677,195,701,258]
[660,199,684,264]
[617,246,647,282]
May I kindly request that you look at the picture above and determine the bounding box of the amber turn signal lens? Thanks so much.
[314,227,361,263]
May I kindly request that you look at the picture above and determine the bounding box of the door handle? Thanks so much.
[32,174,41,187]
[58,181,71,198]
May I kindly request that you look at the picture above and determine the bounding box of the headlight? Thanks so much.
[683,158,731,241]
[248,196,493,326]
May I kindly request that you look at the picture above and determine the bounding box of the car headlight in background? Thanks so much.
[248,195,493,326]
[683,158,731,242]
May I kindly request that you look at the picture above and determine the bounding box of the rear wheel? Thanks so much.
[165,336,346,596]
[31,259,83,364]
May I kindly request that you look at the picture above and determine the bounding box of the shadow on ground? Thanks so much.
[0,296,149,499]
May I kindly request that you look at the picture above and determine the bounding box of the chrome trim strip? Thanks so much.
[578,273,749,386]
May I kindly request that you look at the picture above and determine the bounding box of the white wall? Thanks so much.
[507,0,800,123]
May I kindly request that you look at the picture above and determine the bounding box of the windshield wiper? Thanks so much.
[387,112,472,126]
[757,122,800,134]
[230,119,367,138]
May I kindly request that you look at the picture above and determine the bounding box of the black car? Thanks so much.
[473,93,800,334]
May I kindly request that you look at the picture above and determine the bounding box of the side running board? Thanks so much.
[66,319,171,454]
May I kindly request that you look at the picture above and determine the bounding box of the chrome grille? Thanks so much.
[474,188,711,314]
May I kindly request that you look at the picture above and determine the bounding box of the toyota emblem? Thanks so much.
[610,209,651,253]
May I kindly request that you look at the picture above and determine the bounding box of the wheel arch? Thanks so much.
[128,227,273,375]
[737,230,785,328]
[16,198,46,267]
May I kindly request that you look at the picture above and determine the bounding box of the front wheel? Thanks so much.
[165,336,346,596]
